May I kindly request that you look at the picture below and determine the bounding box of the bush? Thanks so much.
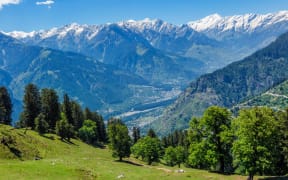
[78,119,97,144]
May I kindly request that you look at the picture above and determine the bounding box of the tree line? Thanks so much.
[107,106,288,180]
[0,84,107,144]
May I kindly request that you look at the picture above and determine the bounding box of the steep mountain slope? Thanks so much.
[189,11,288,40]
[0,69,11,87]
[0,33,157,120]
[118,19,219,55]
[6,24,204,86]
[151,31,288,135]
[2,25,207,121]
[234,80,288,111]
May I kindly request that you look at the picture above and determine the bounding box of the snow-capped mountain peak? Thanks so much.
[117,18,176,33]
[188,13,222,32]
[2,30,37,39]
[188,10,288,33]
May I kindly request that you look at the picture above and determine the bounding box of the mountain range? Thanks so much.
[1,11,288,129]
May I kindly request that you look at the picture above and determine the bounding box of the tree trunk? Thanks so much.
[178,163,180,168]
[119,156,122,161]
[148,157,152,165]
[247,173,253,180]
[220,155,225,173]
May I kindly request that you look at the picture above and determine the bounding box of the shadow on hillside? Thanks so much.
[91,142,106,149]
[1,135,22,159]
[42,134,55,140]
[61,139,78,146]
[208,170,234,176]
[114,160,143,167]
[259,177,288,180]
[9,146,22,158]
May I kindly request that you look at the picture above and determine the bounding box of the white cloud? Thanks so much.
[36,0,54,8]
[0,0,21,9]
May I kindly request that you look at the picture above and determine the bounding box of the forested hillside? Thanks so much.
[152,31,288,135]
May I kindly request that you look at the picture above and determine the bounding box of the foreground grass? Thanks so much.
[0,125,285,179]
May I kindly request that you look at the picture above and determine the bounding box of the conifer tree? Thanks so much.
[132,127,140,144]
[71,100,84,131]
[41,88,60,130]
[147,128,157,138]
[84,107,93,120]
[20,84,41,129]
[0,86,12,125]
[62,93,73,125]
[94,113,107,142]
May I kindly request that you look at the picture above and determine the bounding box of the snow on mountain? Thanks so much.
[118,18,176,34]
[6,11,288,42]
[4,23,104,42]
[4,11,288,73]
[188,11,288,34]
[2,30,37,39]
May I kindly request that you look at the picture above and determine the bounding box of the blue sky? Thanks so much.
[1,0,288,32]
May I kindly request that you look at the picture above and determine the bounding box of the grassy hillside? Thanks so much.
[0,124,281,180]
[234,80,288,110]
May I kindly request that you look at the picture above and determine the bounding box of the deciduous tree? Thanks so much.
[107,118,131,161]
[188,106,233,173]
[232,107,279,180]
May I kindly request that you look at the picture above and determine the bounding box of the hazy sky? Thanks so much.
[1,0,288,31]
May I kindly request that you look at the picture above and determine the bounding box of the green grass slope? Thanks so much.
[235,80,288,110]
[0,124,280,180]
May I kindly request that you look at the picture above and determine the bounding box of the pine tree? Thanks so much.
[94,113,107,142]
[41,88,60,131]
[0,86,12,125]
[132,127,140,144]
[84,107,93,120]
[71,100,84,131]
[20,84,41,129]
[147,128,157,138]
[62,93,73,125]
